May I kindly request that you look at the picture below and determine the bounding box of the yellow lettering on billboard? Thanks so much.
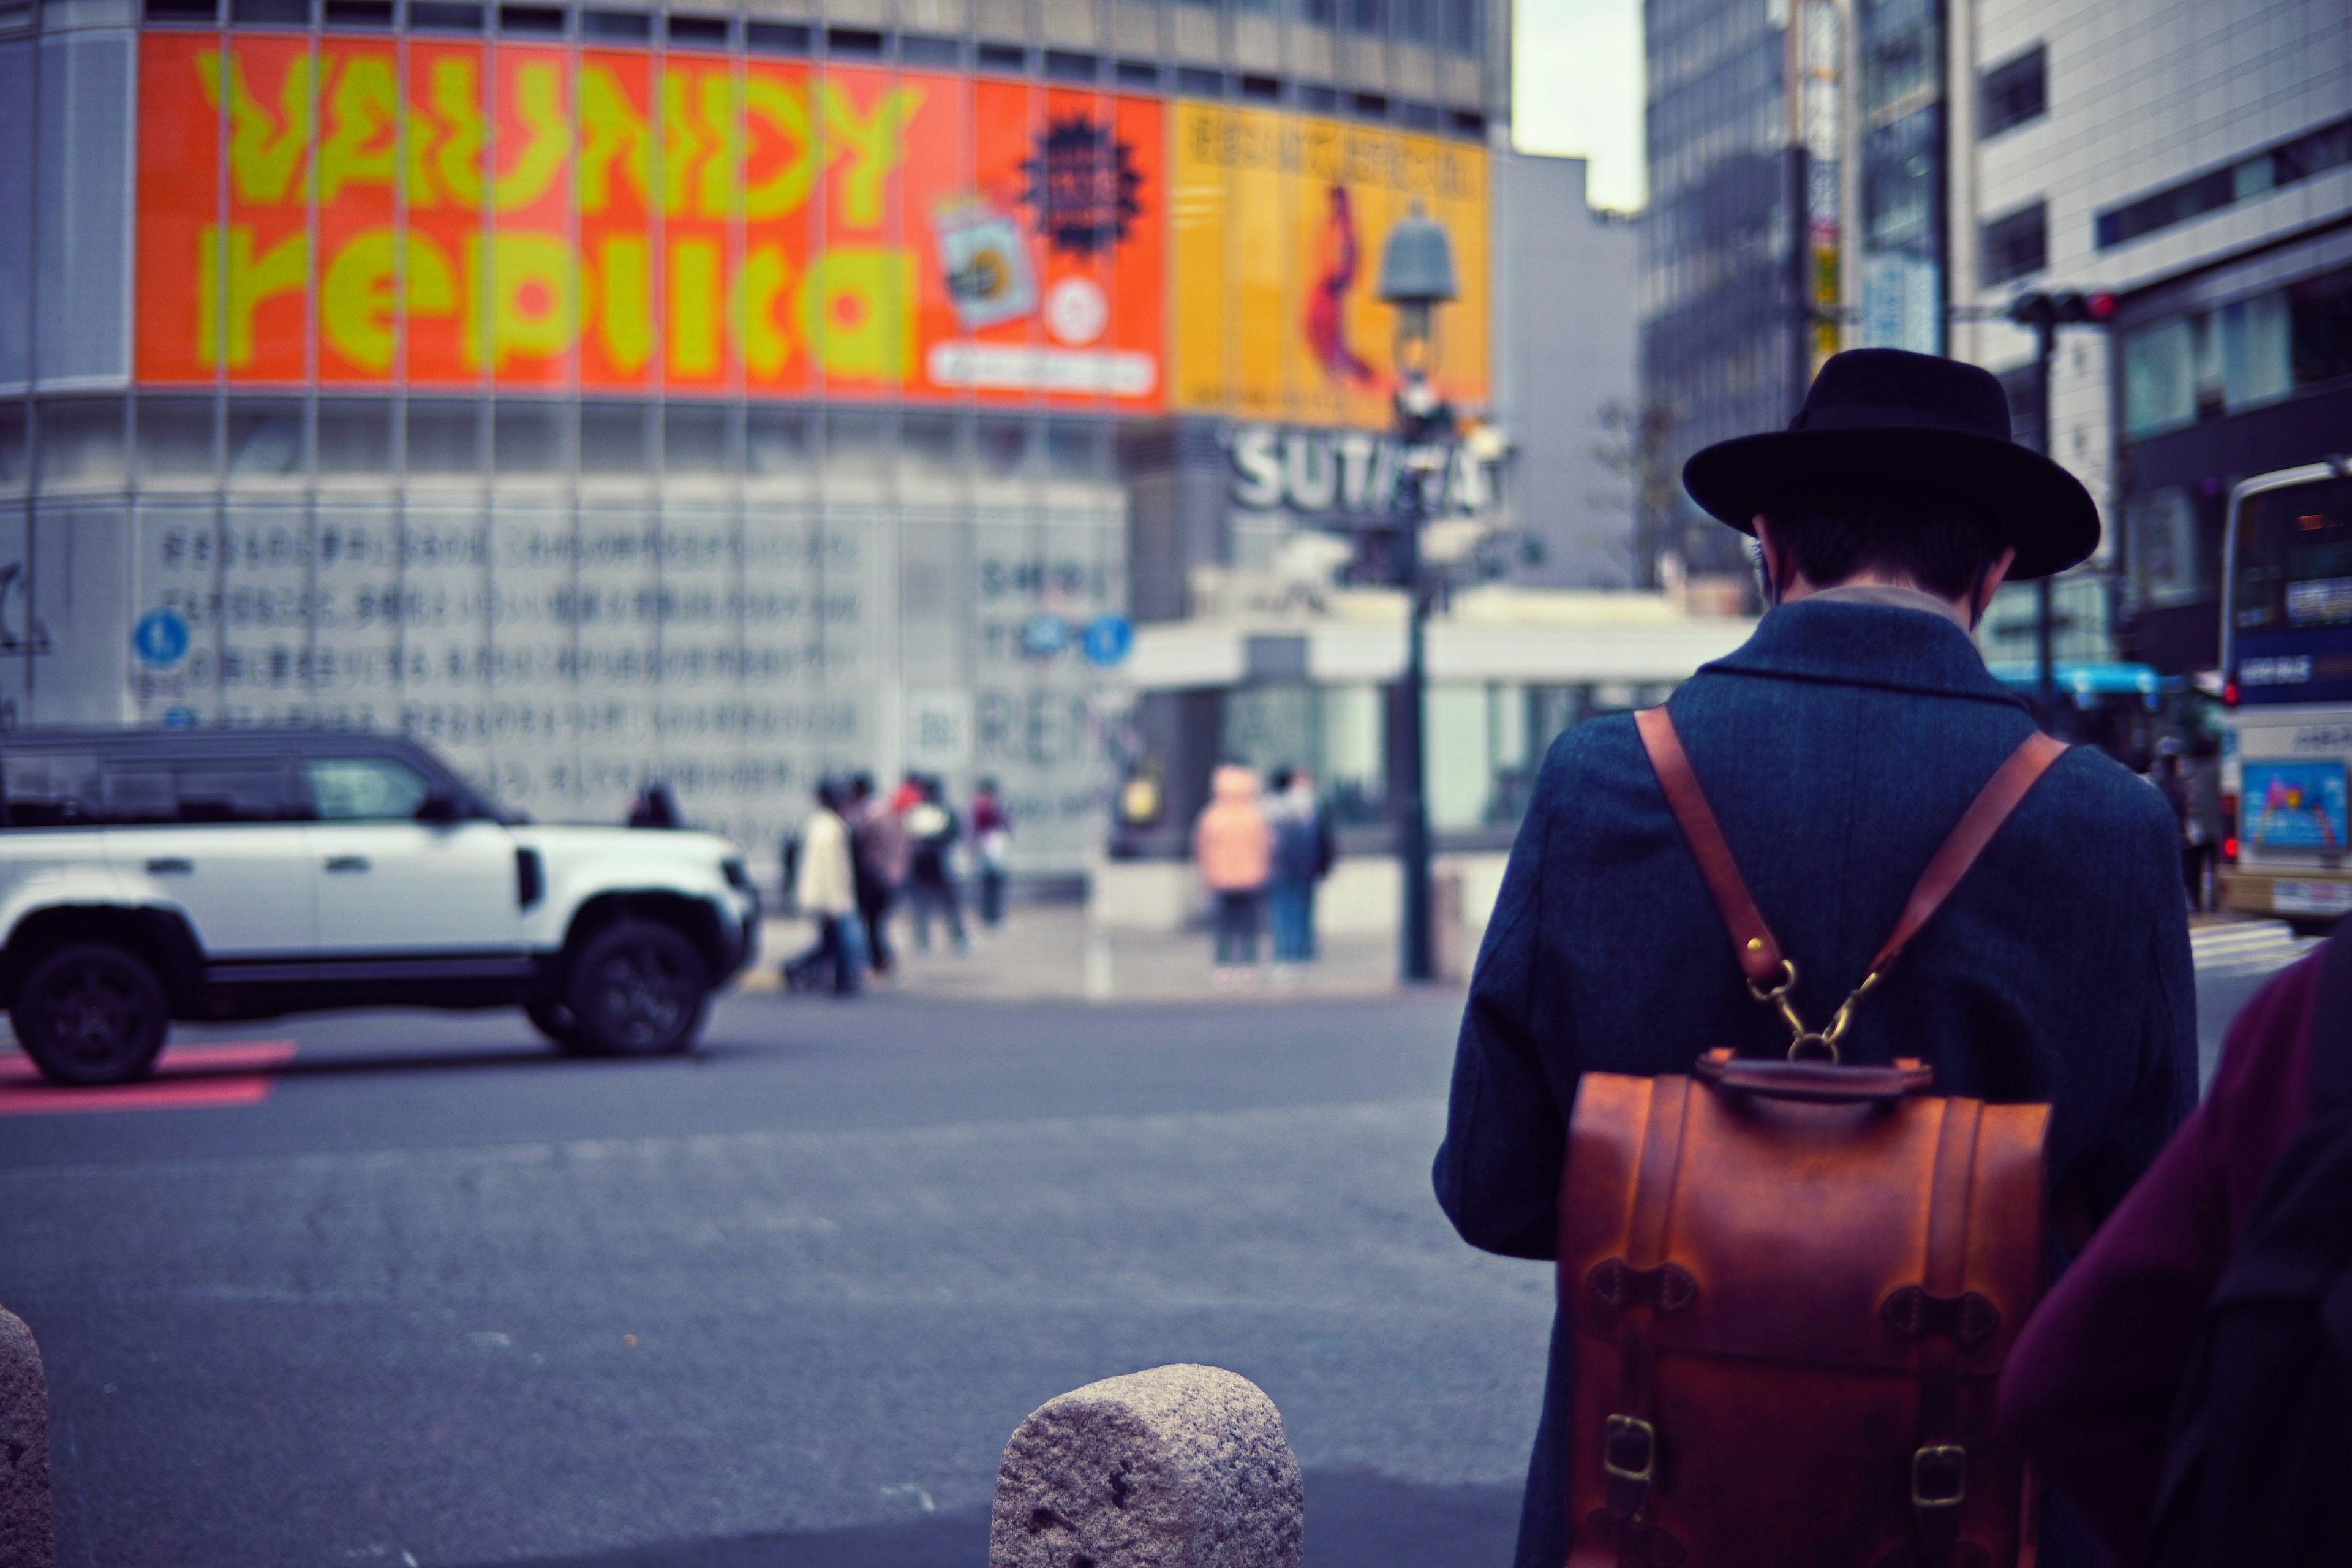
[576,64,650,217]
[670,237,722,375]
[821,83,921,230]
[464,230,573,369]
[696,72,744,219]
[799,247,910,380]
[317,53,399,203]
[197,48,314,206]
[320,229,458,371]
[197,224,309,368]
[733,244,794,377]
[660,69,709,219]
[493,60,569,213]
[426,55,484,208]
[590,235,652,373]
[741,76,813,221]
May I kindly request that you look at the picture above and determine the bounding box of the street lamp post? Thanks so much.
[1377,205,1458,986]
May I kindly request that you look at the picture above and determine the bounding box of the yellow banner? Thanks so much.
[1171,101,1489,429]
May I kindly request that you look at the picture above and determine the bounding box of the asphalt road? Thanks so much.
[0,960,2290,1568]
[1,989,1546,1568]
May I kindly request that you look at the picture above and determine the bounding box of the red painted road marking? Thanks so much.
[0,1040,297,1115]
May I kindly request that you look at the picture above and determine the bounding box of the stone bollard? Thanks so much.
[0,1308,52,1568]
[990,1365,1303,1568]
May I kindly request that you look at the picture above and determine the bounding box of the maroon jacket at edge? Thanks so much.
[1997,952,2323,1567]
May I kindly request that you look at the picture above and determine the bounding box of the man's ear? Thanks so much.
[1970,546,2019,628]
[1752,515,1782,605]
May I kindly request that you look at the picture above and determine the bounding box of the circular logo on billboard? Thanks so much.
[1045,277,1110,345]
[134,608,190,666]
[1081,616,1134,667]
[1019,616,1072,658]
[1019,117,1144,257]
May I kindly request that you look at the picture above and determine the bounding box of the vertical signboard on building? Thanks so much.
[1169,101,1490,428]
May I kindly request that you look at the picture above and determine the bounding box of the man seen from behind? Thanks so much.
[1433,349,2196,1568]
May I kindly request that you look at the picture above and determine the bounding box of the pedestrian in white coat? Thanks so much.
[783,780,861,995]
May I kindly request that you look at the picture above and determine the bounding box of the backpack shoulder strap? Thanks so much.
[1866,730,2068,976]
[1635,707,2067,996]
[1634,707,1789,987]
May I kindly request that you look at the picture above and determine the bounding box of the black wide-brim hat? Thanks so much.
[1682,347,2100,581]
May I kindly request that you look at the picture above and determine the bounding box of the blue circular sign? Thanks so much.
[1019,616,1072,658]
[1081,615,1134,668]
[134,608,190,666]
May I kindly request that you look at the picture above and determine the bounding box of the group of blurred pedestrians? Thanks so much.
[1191,763,1336,979]
[783,772,1012,995]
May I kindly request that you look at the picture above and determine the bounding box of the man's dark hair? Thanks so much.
[1763,492,2007,602]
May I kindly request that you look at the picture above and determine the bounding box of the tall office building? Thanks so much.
[1949,0,2352,678]
[0,0,1509,872]
[1637,0,1790,580]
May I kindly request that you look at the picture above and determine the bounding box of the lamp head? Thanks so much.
[1376,203,1458,309]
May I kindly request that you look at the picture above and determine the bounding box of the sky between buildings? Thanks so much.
[1514,0,1648,213]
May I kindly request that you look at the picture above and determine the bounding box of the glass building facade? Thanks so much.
[0,0,1502,874]
[1637,0,1789,577]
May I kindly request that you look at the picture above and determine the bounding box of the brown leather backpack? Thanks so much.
[1560,709,2066,1568]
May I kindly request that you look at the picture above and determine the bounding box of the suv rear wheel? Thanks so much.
[12,943,171,1087]
[562,921,709,1057]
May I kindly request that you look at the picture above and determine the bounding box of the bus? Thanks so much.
[2220,458,2352,928]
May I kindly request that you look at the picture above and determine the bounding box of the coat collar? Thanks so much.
[1702,598,2029,708]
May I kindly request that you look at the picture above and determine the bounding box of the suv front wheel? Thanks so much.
[562,921,710,1057]
[13,943,172,1087]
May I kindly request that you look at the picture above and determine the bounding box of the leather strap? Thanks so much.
[1635,708,2067,994]
[1604,1076,1693,1537]
[1634,709,1785,986]
[1909,1097,1983,1567]
[1868,732,2068,976]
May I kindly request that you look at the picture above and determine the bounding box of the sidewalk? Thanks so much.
[739,904,1449,1003]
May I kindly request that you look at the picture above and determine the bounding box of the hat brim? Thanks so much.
[1682,426,2100,581]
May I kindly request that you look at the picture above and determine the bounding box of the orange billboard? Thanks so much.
[135,32,1165,405]
[1170,100,1489,429]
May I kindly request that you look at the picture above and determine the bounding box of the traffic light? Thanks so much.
[2008,291,2117,328]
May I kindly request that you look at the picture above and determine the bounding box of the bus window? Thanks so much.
[2232,475,2352,635]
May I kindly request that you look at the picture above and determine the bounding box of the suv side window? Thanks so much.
[306,756,432,821]
[99,759,295,824]
[0,753,102,827]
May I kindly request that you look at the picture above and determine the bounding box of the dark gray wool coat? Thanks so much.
[1431,597,2197,1568]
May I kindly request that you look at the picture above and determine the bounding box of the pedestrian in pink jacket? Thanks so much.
[1193,764,1272,973]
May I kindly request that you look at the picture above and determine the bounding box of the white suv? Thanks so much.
[0,730,760,1085]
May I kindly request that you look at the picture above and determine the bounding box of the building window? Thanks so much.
[1978,44,2045,138]
[1980,200,2046,286]
[1300,0,1337,23]
[901,33,961,67]
[1442,0,1480,56]
[2120,265,2352,440]
[2288,267,2352,390]
[2098,113,2352,249]
[1349,0,1386,36]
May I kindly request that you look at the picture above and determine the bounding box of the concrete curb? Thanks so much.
[990,1364,1303,1568]
[0,1308,51,1568]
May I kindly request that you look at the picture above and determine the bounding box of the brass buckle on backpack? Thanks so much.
[1604,1415,1656,1483]
[1911,1444,1966,1509]
[1747,958,1888,1065]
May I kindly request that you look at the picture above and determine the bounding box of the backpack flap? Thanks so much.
[1562,1068,2050,1567]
